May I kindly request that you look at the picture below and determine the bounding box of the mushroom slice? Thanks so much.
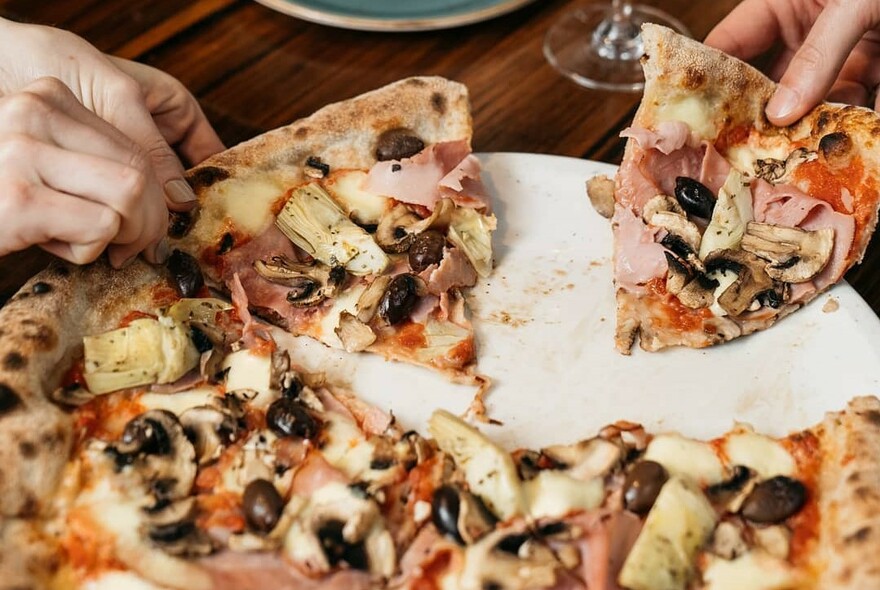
[275,183,389,275]
[665,253,717,309]
[458,526,561,590]
[740,222,834,283]
[109,410,198,503]
[586,175,616,219]
[650,211,702,252]
[705,249,778,316]
[541,437,622,481]
[376,204,420,253]
[254,255,346,307]
[642,194,685,222]
[754,148,817,183]
[180,406,238,466]
[335,312,377,353]
[355,275,393,323]
[142,497,212,557]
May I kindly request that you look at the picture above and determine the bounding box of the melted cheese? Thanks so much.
[724,431,795,479]
[644,434,725,486]
[618,477,717,590]
[82,572,166,590]
[221,349,274,408]
[208,175,286,237]
[524,472,604,519]
[726,144,791,177]
[702,552,801,590]
[656,95,717,139]
[324,170,390,225]
[321,414,376,479]
[709,269,739,317]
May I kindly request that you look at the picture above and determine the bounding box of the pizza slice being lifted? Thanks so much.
[170,77,494,379]
[603,24,880,353]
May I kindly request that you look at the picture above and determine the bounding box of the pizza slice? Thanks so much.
[604,24,880,353]
[169,77,494,380]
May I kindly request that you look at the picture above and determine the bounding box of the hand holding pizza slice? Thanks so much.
[605,24,880,353]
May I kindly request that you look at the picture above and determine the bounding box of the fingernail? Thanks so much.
[156,238,170,264]
[69,244,96,264]
[165,179,197,204]
[767,86,799,120]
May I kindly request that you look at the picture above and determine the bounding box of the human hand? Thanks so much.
[0,78,172,266]
[705,0,880,125]
[0,18,224,265]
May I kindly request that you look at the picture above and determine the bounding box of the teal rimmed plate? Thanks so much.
[252,0,538,31]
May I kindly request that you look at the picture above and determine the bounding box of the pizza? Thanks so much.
[1,258,879,588]
[168,77,495,381]
[596,24,880,353]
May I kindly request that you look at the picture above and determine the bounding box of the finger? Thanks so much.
[704,0,781,61]
[42,240,108,266]
[0,185,120,263]
[23,140,166,248]
[99,75,198,211]
[827,80,869,106]
[768,1,880,124]
[108,57,225,164]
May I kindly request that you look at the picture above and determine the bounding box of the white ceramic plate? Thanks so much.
[274,153,880,449]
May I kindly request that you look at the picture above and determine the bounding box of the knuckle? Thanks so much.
[108,75,143,104]
[0,179,33,213]
[0,91,50,123]
[117,165,148,208]
[0,134,37,164]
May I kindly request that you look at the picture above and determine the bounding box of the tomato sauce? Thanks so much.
[117,310,156,328]
[396,322,428,349]
[62,359,87,389]
[73,393,146,444]
[645,278,713,333]
[782,431,821,568]
[196,490,246,534]
[61,508,125,575]
[715,124,752,154]
[794,157,878,238]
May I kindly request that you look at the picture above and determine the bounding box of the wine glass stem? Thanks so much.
[593,0,643,61]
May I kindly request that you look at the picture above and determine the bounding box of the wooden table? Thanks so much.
[3,0,880,314]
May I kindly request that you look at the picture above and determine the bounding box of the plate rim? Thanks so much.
[251,0,538,32]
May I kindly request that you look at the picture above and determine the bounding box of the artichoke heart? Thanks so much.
[166,297,232,325]
[428,410,525,520]
[448,208,496,278]
[698,169,753,260]
[83,316,200,394]
[275,183,389,276]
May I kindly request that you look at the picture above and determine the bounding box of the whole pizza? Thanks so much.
[2,42,880,590]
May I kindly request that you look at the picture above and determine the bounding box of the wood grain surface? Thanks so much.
[3,0,880,315]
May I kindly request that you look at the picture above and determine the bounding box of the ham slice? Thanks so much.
[753,180,855,296]
[612,205,668,293]
[619,121,693,155]
[291,450,348,496]
[200,552,371,590]
[229,272,272,346]
[366,141,485,211]
[699,142,732,195]
[419,247,478,296]
[562,511,642,590]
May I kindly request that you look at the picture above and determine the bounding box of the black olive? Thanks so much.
[624,460,669,515]
[166,250,205,298]
[375,129,425,162]
[148,520,195,543]
[408,230,446,273]
[317,519,369,570]
[431,484,464,544]
[537,521,568,537]
[32,282,51,295]
[217,232,235,255]
[120,416,173,456]
[242,478,284,533]
[281,376,303,399]
[370,457,394,470]
[190,326,213,353]
[674,177,717,219]
[496,532,530,555]
[168,210,195,239]
[741,476,807,523]
[266,397,319,439]
[378,274,421,325]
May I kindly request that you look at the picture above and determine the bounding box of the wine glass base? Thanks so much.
[544,4,691,92]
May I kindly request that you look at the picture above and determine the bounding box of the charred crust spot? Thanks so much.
[845,526,872,544]
[20,493,38,517]
[31,282,51,295]
[52,265,71,277]
[218,233,235,255]
[168,210,196,239]
[848,471,862,483]
[2,352,26,370]
[819,132,853,162]
[409,78,427,87]
[431,92,446,114]
[21,322,57,350]
[295,127,309,138]
[18,440,37,459]
[42,425,67,449]
[817,111,831,131]
[861,409,880,427]
[683,67,706,89]
[855,485,880,501]
[186,166,230,192]
[0,384,22,415]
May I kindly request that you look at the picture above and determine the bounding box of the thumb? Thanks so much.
[767,1,876,125]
